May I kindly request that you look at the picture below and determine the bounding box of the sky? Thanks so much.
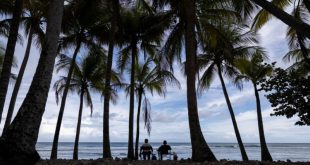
[0,16,309,143]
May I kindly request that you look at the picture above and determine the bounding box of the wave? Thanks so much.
[245,145,260,148]
[213,145,238,148]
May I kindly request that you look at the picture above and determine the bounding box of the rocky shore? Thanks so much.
[36,160,310,165]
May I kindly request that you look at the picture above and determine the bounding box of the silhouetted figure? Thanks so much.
[157,140,172,160]
[140,139,153,160]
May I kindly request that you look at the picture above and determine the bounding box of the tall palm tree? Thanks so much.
[102,0,121,159]
[117,8,171,159]
[54,48,119,160]
[235,52,273,161]
[50,0,106,159]
[0,0,23,124]
[155,0,243,161]
[197,26,264,161]
[2,0,47,136]
[131,58,180,159]
[0,0,65,164]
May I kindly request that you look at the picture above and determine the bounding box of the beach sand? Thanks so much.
[36,159,310,165]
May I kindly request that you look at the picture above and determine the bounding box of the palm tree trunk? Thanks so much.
[304,0,310,13]
[2,27,34,136]
[127,39,137,160]
[251,0,310,38]
[253,83,273,161]
[103,0,120,159]
[184,0,216,162]
[0,0,64,164]
[73,86,85,160]
[0,0,23,123]
[50,41,82,159]
[134,89,143,160]
[217,66,248,161]
[296,32,310,67]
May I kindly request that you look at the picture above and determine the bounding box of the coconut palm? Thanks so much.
[117,8,171,159]
[235,52,273,161]
[0,0,64,164]
[54,47,119,160]
[102,0,121,158]
[154,0,245,161]
[50,0,107,159]
[131,58,180,159]
[197,25,265,161]
[2,0,47,136]
[0,0,23,124]
[249,0,310,38]
[252,0,310,66]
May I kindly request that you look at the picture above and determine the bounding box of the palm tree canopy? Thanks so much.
[198,24,264,91]
[117,8,172,72]
[59,0,108,51]
[125,57,180,135]
[234,51,272,84]
[54,47,121,113]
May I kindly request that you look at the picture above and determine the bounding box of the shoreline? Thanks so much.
[36,159,310,165]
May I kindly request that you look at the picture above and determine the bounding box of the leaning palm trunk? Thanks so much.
[184,0,216,162]
[304,0,310,13]
[2,27,34,135]
[51,41,82,159]
[73,86,85,160]
[134,90,143,160]
[0,0,64,164]
[251,0,310,38]
[128,39,137,159]
[103,0,120,158]
[0,0,23,123]
[296,32,310,67]
[253,83,273,161]
[217,66,248,161]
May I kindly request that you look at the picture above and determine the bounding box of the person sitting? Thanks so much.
[140,139,153,160]
[157,140,172,160]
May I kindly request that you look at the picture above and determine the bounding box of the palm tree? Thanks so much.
[252,0,310,66]
[235,52,273,161]
[54,48,119,160]
[0,0,23,124]
[155,0,243,161]
[2,0,47,136]
[0,46,17,80]
[102,0,121,159]
[0,0,65,164]
[50,0,106,159]
[249,0,310,38]
[197,26,264,161]
[132,58,180,159]
[117,8,171,159]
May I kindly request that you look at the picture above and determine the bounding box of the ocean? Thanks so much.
[36,142,310,162]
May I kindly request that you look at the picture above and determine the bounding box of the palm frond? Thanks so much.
[142,97,152,136]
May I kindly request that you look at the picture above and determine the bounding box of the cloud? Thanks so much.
[0,14,309,144]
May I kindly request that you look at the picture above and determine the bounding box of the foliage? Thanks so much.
[259,67,310,126]
[234,51,272,85]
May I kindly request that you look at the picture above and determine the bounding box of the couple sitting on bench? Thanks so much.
[140,139,175,160]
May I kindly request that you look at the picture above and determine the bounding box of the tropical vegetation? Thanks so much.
[0,0,308,164]
[234,52,273,161]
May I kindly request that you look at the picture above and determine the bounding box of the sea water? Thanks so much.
[36,142,310,162]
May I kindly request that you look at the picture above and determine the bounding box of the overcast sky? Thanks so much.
[0,17,309,143]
